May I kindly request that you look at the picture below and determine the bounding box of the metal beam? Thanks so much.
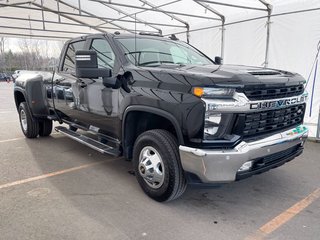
[0,2,131,33]
[56,0,134,33]
[40,0,45,30]
[0,25,97,35]
[56,0,61,22]
[100,4,162,34]
[194,0,225,58]
[0,1,32,8]
[139,0,189,26]
[55,1,184,28]
[0,15,158,34]
[31,2,105,33]
[78,0,82,15]
[166,6,320,36]
[0,2,185,29]
[0,32,72,40]
[259,0,273,68]
[100,0,181,27]
[89,0,221,21]
[138,0,190,42]
[197,0,268,11]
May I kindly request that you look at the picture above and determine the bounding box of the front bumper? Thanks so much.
[179,125,308,183]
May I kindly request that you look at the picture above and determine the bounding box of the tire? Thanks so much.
[18,102,39,138]
[39,119,53,137]
[133,129,187,202]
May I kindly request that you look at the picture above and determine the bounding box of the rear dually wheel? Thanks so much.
[18,102,39,138]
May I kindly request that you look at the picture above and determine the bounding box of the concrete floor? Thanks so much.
[0,82,319,240]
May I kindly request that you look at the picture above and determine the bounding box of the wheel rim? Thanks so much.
[20,109,27,132]
[138,146,165,189]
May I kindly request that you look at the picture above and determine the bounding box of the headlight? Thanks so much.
[193,87,235,98]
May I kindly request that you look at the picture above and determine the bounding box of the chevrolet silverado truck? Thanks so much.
[14,32,308,202]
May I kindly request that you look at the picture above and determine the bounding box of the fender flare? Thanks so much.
[122,105,184,145]
[14,87,28,110]
[14,75,49,117]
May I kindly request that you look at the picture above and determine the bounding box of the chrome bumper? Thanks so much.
[179,125,308,183]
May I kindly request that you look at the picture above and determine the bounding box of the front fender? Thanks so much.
[122,105,184,145]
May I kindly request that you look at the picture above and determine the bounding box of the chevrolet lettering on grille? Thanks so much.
[250,94,307,110]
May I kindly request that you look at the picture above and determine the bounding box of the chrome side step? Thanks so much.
[55,126,120,157]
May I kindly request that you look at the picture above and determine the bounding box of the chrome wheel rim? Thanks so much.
[138,146,165,189]
[20,109,27,132]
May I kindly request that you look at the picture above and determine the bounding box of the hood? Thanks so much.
[128,64,306,89]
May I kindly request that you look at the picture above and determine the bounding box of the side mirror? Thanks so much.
[75,50,112,79]
[215,56,223,65]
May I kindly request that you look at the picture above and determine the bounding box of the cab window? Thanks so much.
[63,40,85,72]
[90,39,115,69]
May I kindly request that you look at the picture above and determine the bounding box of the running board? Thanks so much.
[55,126,120,157]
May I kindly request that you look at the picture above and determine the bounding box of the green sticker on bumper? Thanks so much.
[286,125,308,136]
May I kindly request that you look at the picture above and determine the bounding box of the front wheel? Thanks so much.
[133,129,187,202]
[18,102,39,138]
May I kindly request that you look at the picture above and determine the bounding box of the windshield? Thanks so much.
[116,37,213,67]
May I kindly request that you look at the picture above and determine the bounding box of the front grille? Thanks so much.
[243,85,304,100]
[232,104,305,139]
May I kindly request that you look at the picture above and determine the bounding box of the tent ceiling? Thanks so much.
[0,0,272,40]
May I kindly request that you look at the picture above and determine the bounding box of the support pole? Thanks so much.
[56,0,61,23]
[259,0,273,68]
[221,19,225,59]
[193,1,225,58]
[40,0,45,30]
[99,0,181,27]
[100,4,162,34]
[78,0,82,15]
[264,8,272,68]
[186,24,190,43]
[317,106,320,141]
[139,0,190,37]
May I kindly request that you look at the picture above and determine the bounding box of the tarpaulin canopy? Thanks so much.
[0,0,319,137]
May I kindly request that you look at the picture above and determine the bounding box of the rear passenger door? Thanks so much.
[53,39,87,120]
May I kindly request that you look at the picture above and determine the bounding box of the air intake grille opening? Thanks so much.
[243,85,304,100]
[248,70,280,76]
[232,104,305,139]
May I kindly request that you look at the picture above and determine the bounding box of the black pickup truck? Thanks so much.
[14,32,308,202]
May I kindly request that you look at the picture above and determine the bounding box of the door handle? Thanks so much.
[54,78,64,84]
[79,82,87,88]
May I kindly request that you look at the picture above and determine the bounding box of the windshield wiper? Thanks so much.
[139,61,186,67]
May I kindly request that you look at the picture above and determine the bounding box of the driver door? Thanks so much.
[76,37,122,139]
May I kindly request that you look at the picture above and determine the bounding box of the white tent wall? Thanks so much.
[223,18,267,66]
[268,9,320,137]
[181,1,320,137]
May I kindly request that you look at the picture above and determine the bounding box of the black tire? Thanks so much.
[133,129,187,202]
[18,102,39,138]
[39,119,53,137]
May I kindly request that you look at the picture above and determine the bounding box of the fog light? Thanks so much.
[238,161,253,172]
[204,113,221,139]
